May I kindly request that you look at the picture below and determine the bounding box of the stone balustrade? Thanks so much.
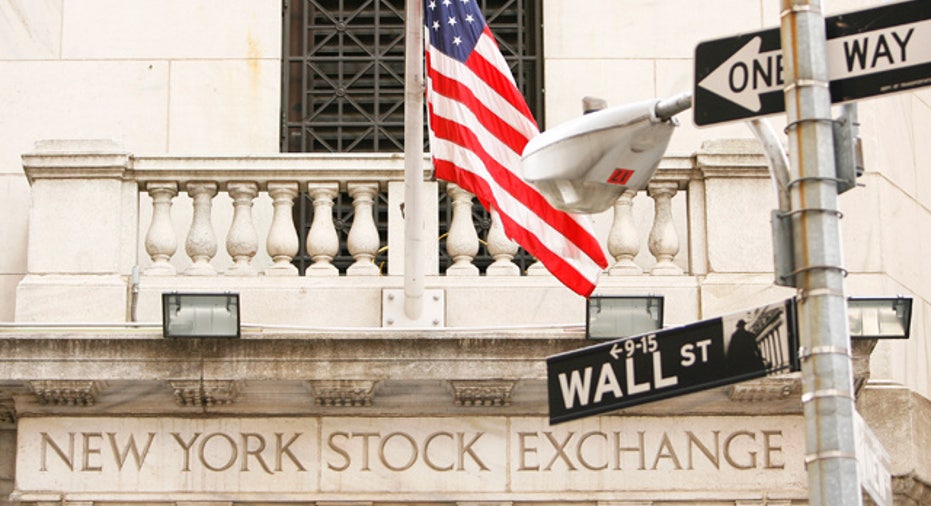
[133,157,692,280]
[17,138,775,326]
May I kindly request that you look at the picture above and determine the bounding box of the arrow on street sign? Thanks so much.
[547,299,799,424]
[694,0,931,126]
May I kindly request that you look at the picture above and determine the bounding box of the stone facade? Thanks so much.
[0,1,929,506]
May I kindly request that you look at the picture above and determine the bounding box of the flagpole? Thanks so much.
[403,0,425,320]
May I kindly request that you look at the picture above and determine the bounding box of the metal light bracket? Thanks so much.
[381,288,445,328]
[833,104,864,194]
[771,210,796,288]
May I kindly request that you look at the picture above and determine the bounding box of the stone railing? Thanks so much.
[17,138,773,325]
[132,154,694,279]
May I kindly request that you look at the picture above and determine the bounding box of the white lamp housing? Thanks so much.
[521,98,679,214]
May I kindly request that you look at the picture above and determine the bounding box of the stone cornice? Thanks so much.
[22,139,130,184]
[0,335,580,382]
[305,379,380,406]
[447,379,516,406]
[28,380,108,406]
[695,138,770,179]
[129,153,429,191]
[0,395,15,425]
[727,376,802,403]
[168,379,242,407]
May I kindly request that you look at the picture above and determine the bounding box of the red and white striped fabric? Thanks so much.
[424,0,607,296]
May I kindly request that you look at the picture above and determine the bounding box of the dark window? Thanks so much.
[281,0,543,153]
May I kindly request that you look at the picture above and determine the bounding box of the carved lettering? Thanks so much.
[352,432,379,471]
[514,430,781,473]
[543,432,577,471]
[29,420,792,489]
[380,432,418,471]
[323,431,489,473]
[327,432,351,471]
[614,431,646,470]
[81,432,103,471]
[686,430,719,469]
[457,432,489,471]
[762,430,785,469]
[723,430,757,470]
[650,433,682,470]
[199,432,238,472]
[577,431,608,471]
[107,432,156,471]
[423,432,454,471]
[40,432,74,471]
[276,432,307,472]
[241,433,273,474]
[517,432,539,471]
[171,432,201,472]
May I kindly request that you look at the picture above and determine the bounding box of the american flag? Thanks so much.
[424,0,608,297]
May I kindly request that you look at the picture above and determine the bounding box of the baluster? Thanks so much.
[265,182,299,276]
[225,182,259,276]
[306,182,340,276]
[608,189,642,275]
[647,181,683,275]
[486,209,520,276]
[445,183,479,276]
[346,182,381,276]
[144,182,178,275]
[184,182,218,276]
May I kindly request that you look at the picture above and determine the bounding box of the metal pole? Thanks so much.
[779,1,861,505]
[403,0,425,320]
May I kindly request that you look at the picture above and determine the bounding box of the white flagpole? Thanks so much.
[403,0,425,320]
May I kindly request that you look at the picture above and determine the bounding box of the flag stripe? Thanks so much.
[428,58,529,155]
[427,46,537,139]
[434,159,600,296]
[466,31,536,123]
[424,0,607,296]
[426,66,606,262]
[428,98,606,265]
[430,141,605,284]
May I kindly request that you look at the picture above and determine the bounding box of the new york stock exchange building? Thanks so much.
[0,1,929,506]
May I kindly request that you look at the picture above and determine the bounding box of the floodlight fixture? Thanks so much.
[162,292,240,338]
[586,295,664,340]
[847,296,912,340]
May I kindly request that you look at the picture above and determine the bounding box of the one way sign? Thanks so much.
[694,0,931,126]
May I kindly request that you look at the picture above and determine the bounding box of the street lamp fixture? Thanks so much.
[586,295,664,340]
[521,94,691,214]
[848,296,912,340]
[162,292,240,338]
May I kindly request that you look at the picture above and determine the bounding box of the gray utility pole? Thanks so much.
[779,1,861,505]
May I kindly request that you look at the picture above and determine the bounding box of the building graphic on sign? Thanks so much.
[0,1,929,506]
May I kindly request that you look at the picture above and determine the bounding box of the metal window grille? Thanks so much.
[284,0,541,275]
[281,0,543,153]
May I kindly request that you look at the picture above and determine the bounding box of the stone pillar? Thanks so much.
[486,210,520,276]
[608,189,642,275]
[183,182,219,276]
[346,182,381,276]
[144,182,179,275]
[225,181,259,276]
[306,182,340,276]
[445,183,479,276]
[647,181,683,275]
[16,139,134,322]
[265,182,299,276]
